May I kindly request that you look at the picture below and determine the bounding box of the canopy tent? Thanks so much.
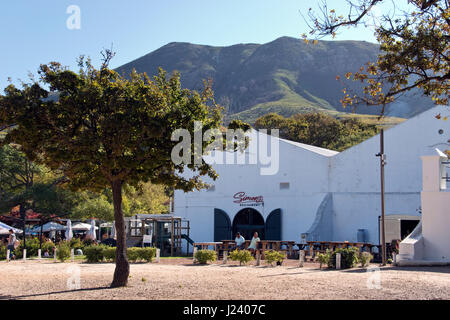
[0,222,23,235]
[72,222,98,231]
[30,222,65,233]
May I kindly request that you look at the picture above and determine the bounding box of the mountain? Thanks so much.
[116,36,434,123]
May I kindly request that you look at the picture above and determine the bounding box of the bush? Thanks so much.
[0,243,6,260]
[70,238,84,251]
[83,238,95,247]
[84,245,106,263]
[229,249,254,266]
[140,247,157,262]
[127,247,141,262]
[56,241,71,262]
[317,250,331,269]
[328,247,359,269]
[84,246,157,264]
[359,252,373,267]
[194,249,217,264]
[8,238,55,259]
[103,247,116,262]
[264,250,285,266]
[41,241,56,256]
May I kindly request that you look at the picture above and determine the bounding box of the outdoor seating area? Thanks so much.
[194,239,380,262]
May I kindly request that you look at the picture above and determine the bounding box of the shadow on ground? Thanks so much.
[2,286,113,300]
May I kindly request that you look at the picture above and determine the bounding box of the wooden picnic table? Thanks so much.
[305,241,375,257]
[217,240,300,259]
[193,242,223,250]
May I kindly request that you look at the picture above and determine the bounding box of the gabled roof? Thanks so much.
[253,129,339,157]
[279,138,339,157]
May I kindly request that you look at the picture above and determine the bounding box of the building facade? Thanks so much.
[174,105,449,246]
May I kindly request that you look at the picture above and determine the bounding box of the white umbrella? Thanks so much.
[31,222,65,233]
[88,220,97,241]
[0,222,23,234]
[0,226,10,235]
[72,222,98,231]
[111,222,116,239]
[65,219,73,240]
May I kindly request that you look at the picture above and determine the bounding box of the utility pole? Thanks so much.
[376,129,387,266]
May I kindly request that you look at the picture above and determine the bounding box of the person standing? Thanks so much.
[7,229,16,260]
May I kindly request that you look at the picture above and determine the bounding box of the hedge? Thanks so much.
[84,245,157,263]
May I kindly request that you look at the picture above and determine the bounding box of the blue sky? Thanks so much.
[0,0,396,90]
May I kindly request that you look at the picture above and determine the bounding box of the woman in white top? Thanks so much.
[247,232,260,254]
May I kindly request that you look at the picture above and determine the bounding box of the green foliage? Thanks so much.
[0,242,6,260]
[14,238,55,258]
[85,245,158,263]
[317,250,331,269]
[328,247,360,269]
[359,251,373,268]
[264,250,285,266]
[123,182,169,215]
[126,247,141,262]
[103,247,116,262]
[140,247,157,262]
[254,112,379,151]
[69,237,84,250]
[229,249,254,266]
[194,249,217,264]
[56,241,71,262]
[84,245,107,263]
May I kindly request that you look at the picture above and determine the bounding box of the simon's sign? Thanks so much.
[233,192,264,207]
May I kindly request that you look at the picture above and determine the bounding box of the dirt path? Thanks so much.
[0,259,449,300]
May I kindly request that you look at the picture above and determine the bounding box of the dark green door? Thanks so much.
[265,208,281,240]
[214,208,231,241]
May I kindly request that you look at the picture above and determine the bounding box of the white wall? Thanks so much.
[329,105,448,243]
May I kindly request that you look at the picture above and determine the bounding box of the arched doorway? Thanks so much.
[214,208,231,242]
[232,208,265,240]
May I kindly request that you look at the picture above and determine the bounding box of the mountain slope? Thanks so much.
[116,37,434,121]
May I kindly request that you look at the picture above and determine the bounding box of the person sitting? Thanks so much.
[247,232,260,255]
[233,232,246,250]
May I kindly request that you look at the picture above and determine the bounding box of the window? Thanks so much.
[279,182,290,190]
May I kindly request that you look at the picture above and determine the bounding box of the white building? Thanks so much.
[174,105,449,246]
[398,150,450,265]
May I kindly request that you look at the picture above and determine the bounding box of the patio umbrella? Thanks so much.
[0,225,10,235]
[0,222,23,234]
[72,222,98,231]
[31,222,65,233]
[88,220,97,241]
[111,222,116,239]
[65,219,73,240]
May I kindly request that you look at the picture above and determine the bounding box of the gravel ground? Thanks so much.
[0,258,449,300]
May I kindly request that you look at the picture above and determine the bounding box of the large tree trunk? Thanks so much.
[110,179,130,288]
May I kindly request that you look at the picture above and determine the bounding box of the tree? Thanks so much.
[0,51,243,287]
[303,0,449,113]
[0,144,41,201]
[254,112,379,151]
